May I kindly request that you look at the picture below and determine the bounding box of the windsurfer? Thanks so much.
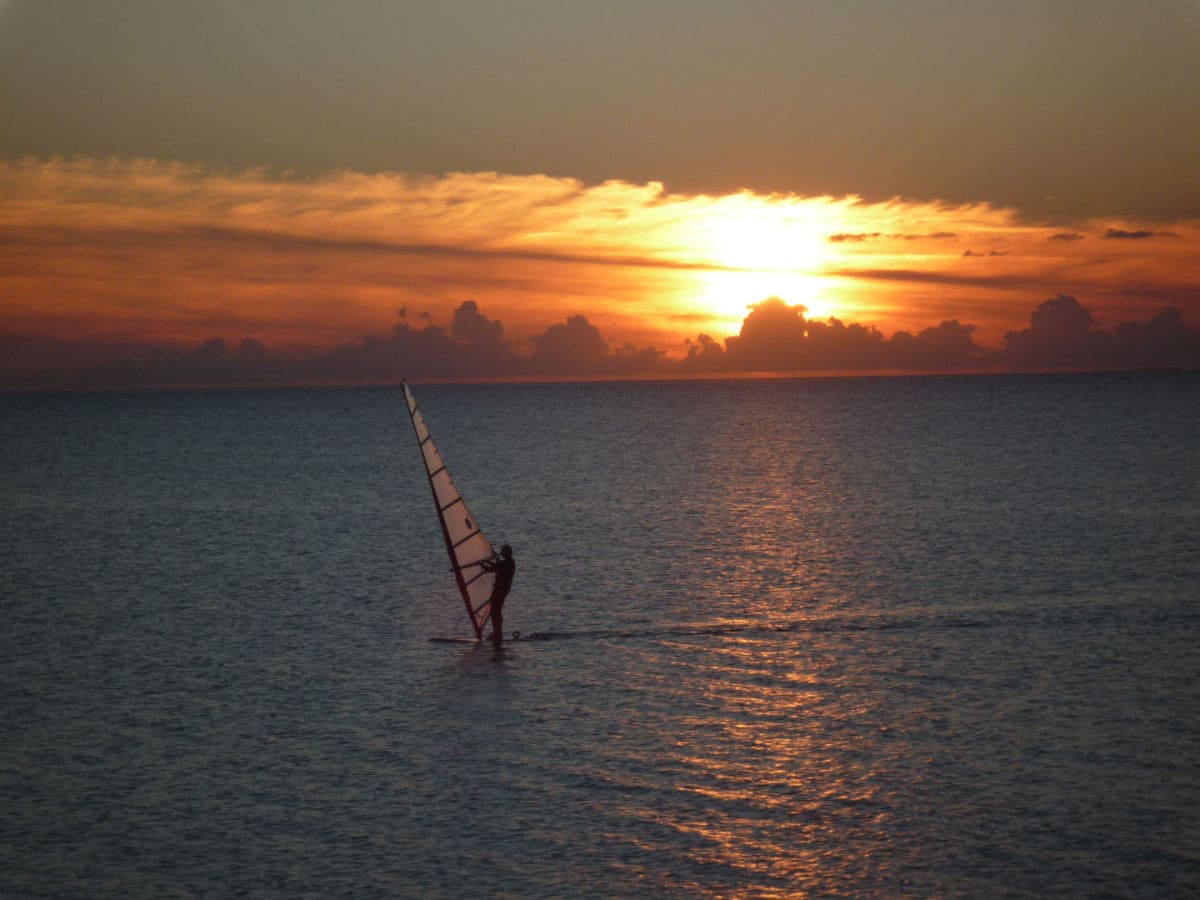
[481,544,515,647]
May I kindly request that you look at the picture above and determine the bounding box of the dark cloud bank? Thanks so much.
[3,296,1199,392]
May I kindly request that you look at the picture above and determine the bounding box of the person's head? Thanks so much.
[501,544,512,559]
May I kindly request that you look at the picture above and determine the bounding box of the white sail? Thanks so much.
[403,381,495,640]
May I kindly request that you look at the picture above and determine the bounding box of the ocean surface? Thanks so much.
[2,373,1198,897]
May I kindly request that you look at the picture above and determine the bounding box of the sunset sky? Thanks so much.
[2,1,1199,385]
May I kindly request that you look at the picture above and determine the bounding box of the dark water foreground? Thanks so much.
[3,373,1198,896]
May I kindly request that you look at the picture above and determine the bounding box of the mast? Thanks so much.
[403,380,495,640]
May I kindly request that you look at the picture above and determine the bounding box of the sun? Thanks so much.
[685,199,842,332]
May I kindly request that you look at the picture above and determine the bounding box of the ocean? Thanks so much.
[2,373,1198,897]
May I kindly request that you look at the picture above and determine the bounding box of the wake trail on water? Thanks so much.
[512,616,982,643]
[500,596,1196,644]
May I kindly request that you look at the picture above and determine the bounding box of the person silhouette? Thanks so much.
[481,544,515,648]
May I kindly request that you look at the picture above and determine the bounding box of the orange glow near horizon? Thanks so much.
[1,157,1198,363]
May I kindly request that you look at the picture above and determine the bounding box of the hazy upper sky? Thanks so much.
[4,0,1199,219]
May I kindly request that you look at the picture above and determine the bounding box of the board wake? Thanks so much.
[429,626,751,644]
[430,611,1040,646]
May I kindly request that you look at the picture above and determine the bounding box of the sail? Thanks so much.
[403,380,495,641]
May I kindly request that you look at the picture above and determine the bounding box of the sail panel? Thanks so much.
[430,469,458,509]
[403,381,496,640]
[421,440,443,476]
[412,413,429,444]
[445,514,479,550]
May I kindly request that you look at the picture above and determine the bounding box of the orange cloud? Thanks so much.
[1,156,1197,366]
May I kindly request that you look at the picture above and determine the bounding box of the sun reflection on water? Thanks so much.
[579,628,905,895]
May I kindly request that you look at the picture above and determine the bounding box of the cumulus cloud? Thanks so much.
[450,300,518,371]
[1003,295,1108,368]
[1002,294,1200,370]
[8,294,1198,390]
[451,301,502,345]
[681,334,728,372]
[1110,307,1200,368]
[682,297,982,373]
[723,298,811,370]
[529,315,609,374]
[890,321,983,370]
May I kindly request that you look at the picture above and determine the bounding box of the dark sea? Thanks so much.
[2,374,1198,898]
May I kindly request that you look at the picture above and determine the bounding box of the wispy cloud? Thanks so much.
[1,157,1197,369]
[1104,228,1181,240]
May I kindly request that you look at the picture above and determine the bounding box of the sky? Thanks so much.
[2,1,1199,387]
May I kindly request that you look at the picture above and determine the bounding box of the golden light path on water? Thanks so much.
[580,626,906,896]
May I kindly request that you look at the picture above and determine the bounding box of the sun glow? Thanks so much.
[693,270,835,331]
[6,158,1197,372]
[684,198,845,330]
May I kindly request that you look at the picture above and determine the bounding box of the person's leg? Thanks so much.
[491,600,504,646]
